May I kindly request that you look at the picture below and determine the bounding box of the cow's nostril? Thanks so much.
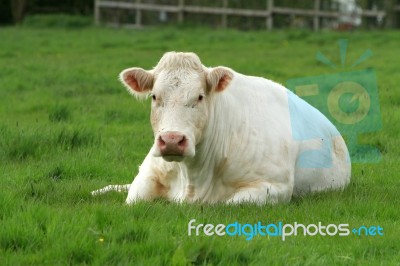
[158,136,166,147]
[178,136,187,147]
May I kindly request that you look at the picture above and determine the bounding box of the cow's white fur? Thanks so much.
[92,52,351,205]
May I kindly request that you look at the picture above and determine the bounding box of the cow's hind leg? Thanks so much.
[293,136,351,196]
[91,184,131,196]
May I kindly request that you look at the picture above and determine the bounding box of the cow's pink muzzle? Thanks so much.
[157,131,188,156]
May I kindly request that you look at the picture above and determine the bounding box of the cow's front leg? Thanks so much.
[126,149,177,204]
[227,182,293,205]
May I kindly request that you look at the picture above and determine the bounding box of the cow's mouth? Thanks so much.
[162,155,185,162]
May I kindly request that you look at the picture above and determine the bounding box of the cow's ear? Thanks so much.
[206,67,233,93]
[119,67,154,98]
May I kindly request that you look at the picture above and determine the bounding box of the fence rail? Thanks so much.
[94,0,386,31]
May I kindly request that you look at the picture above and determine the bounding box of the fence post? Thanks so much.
[383,0,395,28]
[267,0,273,30]
[222,0,228,28]
[178,0,184,24]
[396,4,400,28]
[313,0,320,31]
[136,0,142,27]
[94,0,100,25]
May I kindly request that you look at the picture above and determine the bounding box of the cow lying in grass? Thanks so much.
[92,52,351,204]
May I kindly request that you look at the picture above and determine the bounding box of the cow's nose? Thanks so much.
[157,132,187,156]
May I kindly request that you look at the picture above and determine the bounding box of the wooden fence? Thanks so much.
[94,0,387,30]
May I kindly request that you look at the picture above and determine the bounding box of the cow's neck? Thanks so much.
[179,92,241,201]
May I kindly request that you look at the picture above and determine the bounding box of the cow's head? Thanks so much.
[119,52,233,162]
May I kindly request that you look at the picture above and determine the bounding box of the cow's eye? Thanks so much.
[151,94,156,101]
[198,95,204,101]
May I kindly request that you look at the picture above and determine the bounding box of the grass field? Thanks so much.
[0,22,399,265]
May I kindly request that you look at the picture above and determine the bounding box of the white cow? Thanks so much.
[92,52,351,204]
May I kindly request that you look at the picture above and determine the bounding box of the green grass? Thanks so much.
[0,24,399,265]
